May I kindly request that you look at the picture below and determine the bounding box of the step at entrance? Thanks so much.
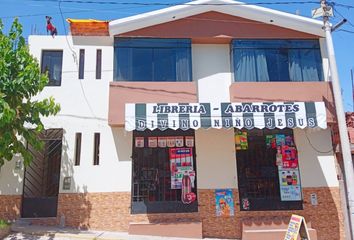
[129,221,202,239]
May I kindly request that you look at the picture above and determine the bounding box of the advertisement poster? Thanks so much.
[167,137,176,147]
[135,137,144,148]
[282,146,299,168]
[175,136,184,147]
[215,189,235,217]
[235,132,248,150]
[148,137,157,148]
[158,137,167,148]
[185,136,194,147]
[169,148,195,189]
[276,134,285,146]
[284,215,310,240]
[278,168,302,201]
[266,135,276,149]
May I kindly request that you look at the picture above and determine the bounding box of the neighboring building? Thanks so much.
[0,0,346,239]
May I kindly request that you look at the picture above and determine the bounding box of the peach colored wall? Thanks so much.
[230,82,336,123]
[108,82,198,126]
[118,11,320,43]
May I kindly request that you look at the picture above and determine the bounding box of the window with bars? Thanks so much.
[236,128,303,211]
[131,129,198,214]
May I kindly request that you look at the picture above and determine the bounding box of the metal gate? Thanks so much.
[22,129,63,218]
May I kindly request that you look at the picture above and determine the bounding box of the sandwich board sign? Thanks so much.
[284,214,311,240]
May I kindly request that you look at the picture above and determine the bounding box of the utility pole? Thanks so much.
[321,1,354,239]
[351,69,354,113]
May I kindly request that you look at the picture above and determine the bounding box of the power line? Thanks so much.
[338,29,354,34]
[16,0,323,6]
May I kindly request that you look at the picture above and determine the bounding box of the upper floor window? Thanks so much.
[41,50,63,86]
[114,38,192,82]
[232,40,324,82]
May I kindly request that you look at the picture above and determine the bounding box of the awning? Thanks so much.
[125,102,327,131]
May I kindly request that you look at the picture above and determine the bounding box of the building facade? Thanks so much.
[0,0,346,239]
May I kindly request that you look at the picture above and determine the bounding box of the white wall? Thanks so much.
[193,44,232,103]
[294,128,339,187]
[0,155,24,195]
[25,36,133,193]
[196,129,238,189]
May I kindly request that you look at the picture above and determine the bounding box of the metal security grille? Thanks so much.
[22,129,63,218]
[131,129,198,214]
[236,128,303,211]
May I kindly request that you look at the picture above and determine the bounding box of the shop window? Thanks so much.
[232,39,324,82]
[131,129,198,214]
[41,50,63,86]
[235,128,303,211]
[114,38,192,82]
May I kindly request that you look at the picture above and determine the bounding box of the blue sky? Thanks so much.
[1,0,354,111]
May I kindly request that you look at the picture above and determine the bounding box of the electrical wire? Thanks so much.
[304,129,334,154]
[17,0,322,6]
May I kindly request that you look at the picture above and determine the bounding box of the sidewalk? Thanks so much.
[7,223,233,240]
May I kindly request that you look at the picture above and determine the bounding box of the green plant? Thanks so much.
[0,219,10,229]
[0,18,60,167]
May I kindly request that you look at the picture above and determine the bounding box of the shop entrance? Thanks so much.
[22,129,63,218]
[131,129,198,214]
[235,128,303,211]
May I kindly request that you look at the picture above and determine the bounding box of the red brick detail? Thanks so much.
[0,195,21,221]
[55,187,345,240]
[69,22,109,36]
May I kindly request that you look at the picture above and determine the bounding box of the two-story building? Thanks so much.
[0,0,346,239]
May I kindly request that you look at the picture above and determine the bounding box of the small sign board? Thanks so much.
[284,214,311,240]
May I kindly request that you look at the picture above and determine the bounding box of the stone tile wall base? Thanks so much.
[0,195,21,221]
[0,188,344,240]
[55,187,345,240]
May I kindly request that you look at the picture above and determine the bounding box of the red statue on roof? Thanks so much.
[46,16,57,37]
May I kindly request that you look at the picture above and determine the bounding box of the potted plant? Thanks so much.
[0,219,11,239]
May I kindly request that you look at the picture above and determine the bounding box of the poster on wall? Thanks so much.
[281,146,299,168]
[169,148,195,189]
[278,168,302,201]
[158,137,167,148]
[185,136,194,147]
[148,137,157,148]
[215,189,235,217]
[135,137,144,148]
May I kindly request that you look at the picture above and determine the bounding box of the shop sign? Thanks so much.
[215,189,235,216]
[284,214,311,240]
[125,102,327,131]
[167,137,176,147]
[175,136,184,147]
